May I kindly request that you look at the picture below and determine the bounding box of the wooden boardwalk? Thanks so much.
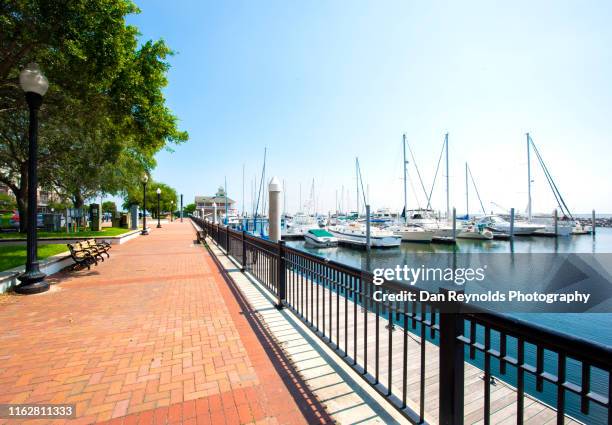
[284,271,582,425]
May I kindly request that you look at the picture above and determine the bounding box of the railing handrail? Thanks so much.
[195,218,612,363]
[191,216,611,424]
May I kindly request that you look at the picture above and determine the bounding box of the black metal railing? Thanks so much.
[192,217,612,425]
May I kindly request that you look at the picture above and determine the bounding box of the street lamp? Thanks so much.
[170,200,174,222]
[16,63,49,295]
[156,188,162,228]
[141,174,149,235]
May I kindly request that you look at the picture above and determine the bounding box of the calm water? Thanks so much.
[286,228,612,343]
[285,227,612,424]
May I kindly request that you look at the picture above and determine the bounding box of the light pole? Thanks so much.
[16,63,49,295]
[156,188,162,228]
[170,200,174,222]
[141,174,149,235]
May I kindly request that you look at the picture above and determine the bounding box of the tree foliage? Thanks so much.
[0,0,188,230]
[123,181,177,218]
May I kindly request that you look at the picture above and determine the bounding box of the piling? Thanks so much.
[509,208,515,239]
[592,209,596,235]
[268,177,282,242]
[213,202,217,224]
[553,209,558,237]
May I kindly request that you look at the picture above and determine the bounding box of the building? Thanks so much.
[195,187,236,220]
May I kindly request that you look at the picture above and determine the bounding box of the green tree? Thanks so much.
[123,181,177,219]
[0,193,16,211]
[183,203,196,216]
[102,201,117,214]
[0,1,188,231]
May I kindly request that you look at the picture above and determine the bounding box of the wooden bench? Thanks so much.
[67,243,98,270]
[79,239,109,261]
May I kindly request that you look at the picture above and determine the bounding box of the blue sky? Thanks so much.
[125,0,612,215]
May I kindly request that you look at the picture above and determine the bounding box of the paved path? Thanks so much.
[0,221,329,424]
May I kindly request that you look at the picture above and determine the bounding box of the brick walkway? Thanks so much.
[0,221,329,424]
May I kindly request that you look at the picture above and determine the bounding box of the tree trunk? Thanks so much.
[72,193,85,227]
[16,164,28,233]
[16,195,27,233]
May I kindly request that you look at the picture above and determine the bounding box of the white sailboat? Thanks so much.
[393,135,436,243]
[477,215,544,236]
[525,134,579,237]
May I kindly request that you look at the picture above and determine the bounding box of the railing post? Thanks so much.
[439,311,464,425]
[241,230,246,272]
[226,225,230,255]
[276,240,286,309]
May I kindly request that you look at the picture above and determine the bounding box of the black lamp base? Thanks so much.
[141,228,149,235]
[157,224,162,228]
[16,269,49,294]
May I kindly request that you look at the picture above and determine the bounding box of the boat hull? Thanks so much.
[328,228,401,248]
[304,232,338,248]
[392,230,435,243]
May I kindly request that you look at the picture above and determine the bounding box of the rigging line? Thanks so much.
[532,145,564,215]
[467,164,486,215]
[408,171,421,209]
[529,138,572,218]
[426,139,446,210]
[407,143,430,204]
[529,137,573,219]
[254,147,266,223]
[356,158,368,207]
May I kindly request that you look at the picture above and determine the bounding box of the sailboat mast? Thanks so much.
[465,162,469,218]
[403,134,408,224]
[355,158,360,216]
[527,132,532,220]
[445,133,450,220]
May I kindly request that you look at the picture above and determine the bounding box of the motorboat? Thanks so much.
[572,221,592,235]
[531,217,574,237]
[457,223,494,240]
[368,208,395,223]
[407,209,454,238]
[304,229,338,248]
[387,224,435,243]
[328,223,401,248]
[284,212,318,236]
[477,215,544,236]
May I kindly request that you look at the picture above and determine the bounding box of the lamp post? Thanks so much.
[170,200,174,222]
[141,174,149,235]
[16,63,49,295]
[156,188,162,228]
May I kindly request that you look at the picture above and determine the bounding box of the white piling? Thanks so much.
[213,202,217,224]
[268,177,282,242]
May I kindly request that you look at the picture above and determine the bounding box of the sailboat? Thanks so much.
[389,135,435,243]
[525,134,576,237]
[456,162,499,240]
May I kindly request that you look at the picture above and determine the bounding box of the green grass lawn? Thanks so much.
[0,227,131,239]
[0,244,69,272]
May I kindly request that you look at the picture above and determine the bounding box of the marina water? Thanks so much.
[286,227,612,424]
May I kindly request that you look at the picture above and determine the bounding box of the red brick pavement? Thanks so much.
[0,221,329,424]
